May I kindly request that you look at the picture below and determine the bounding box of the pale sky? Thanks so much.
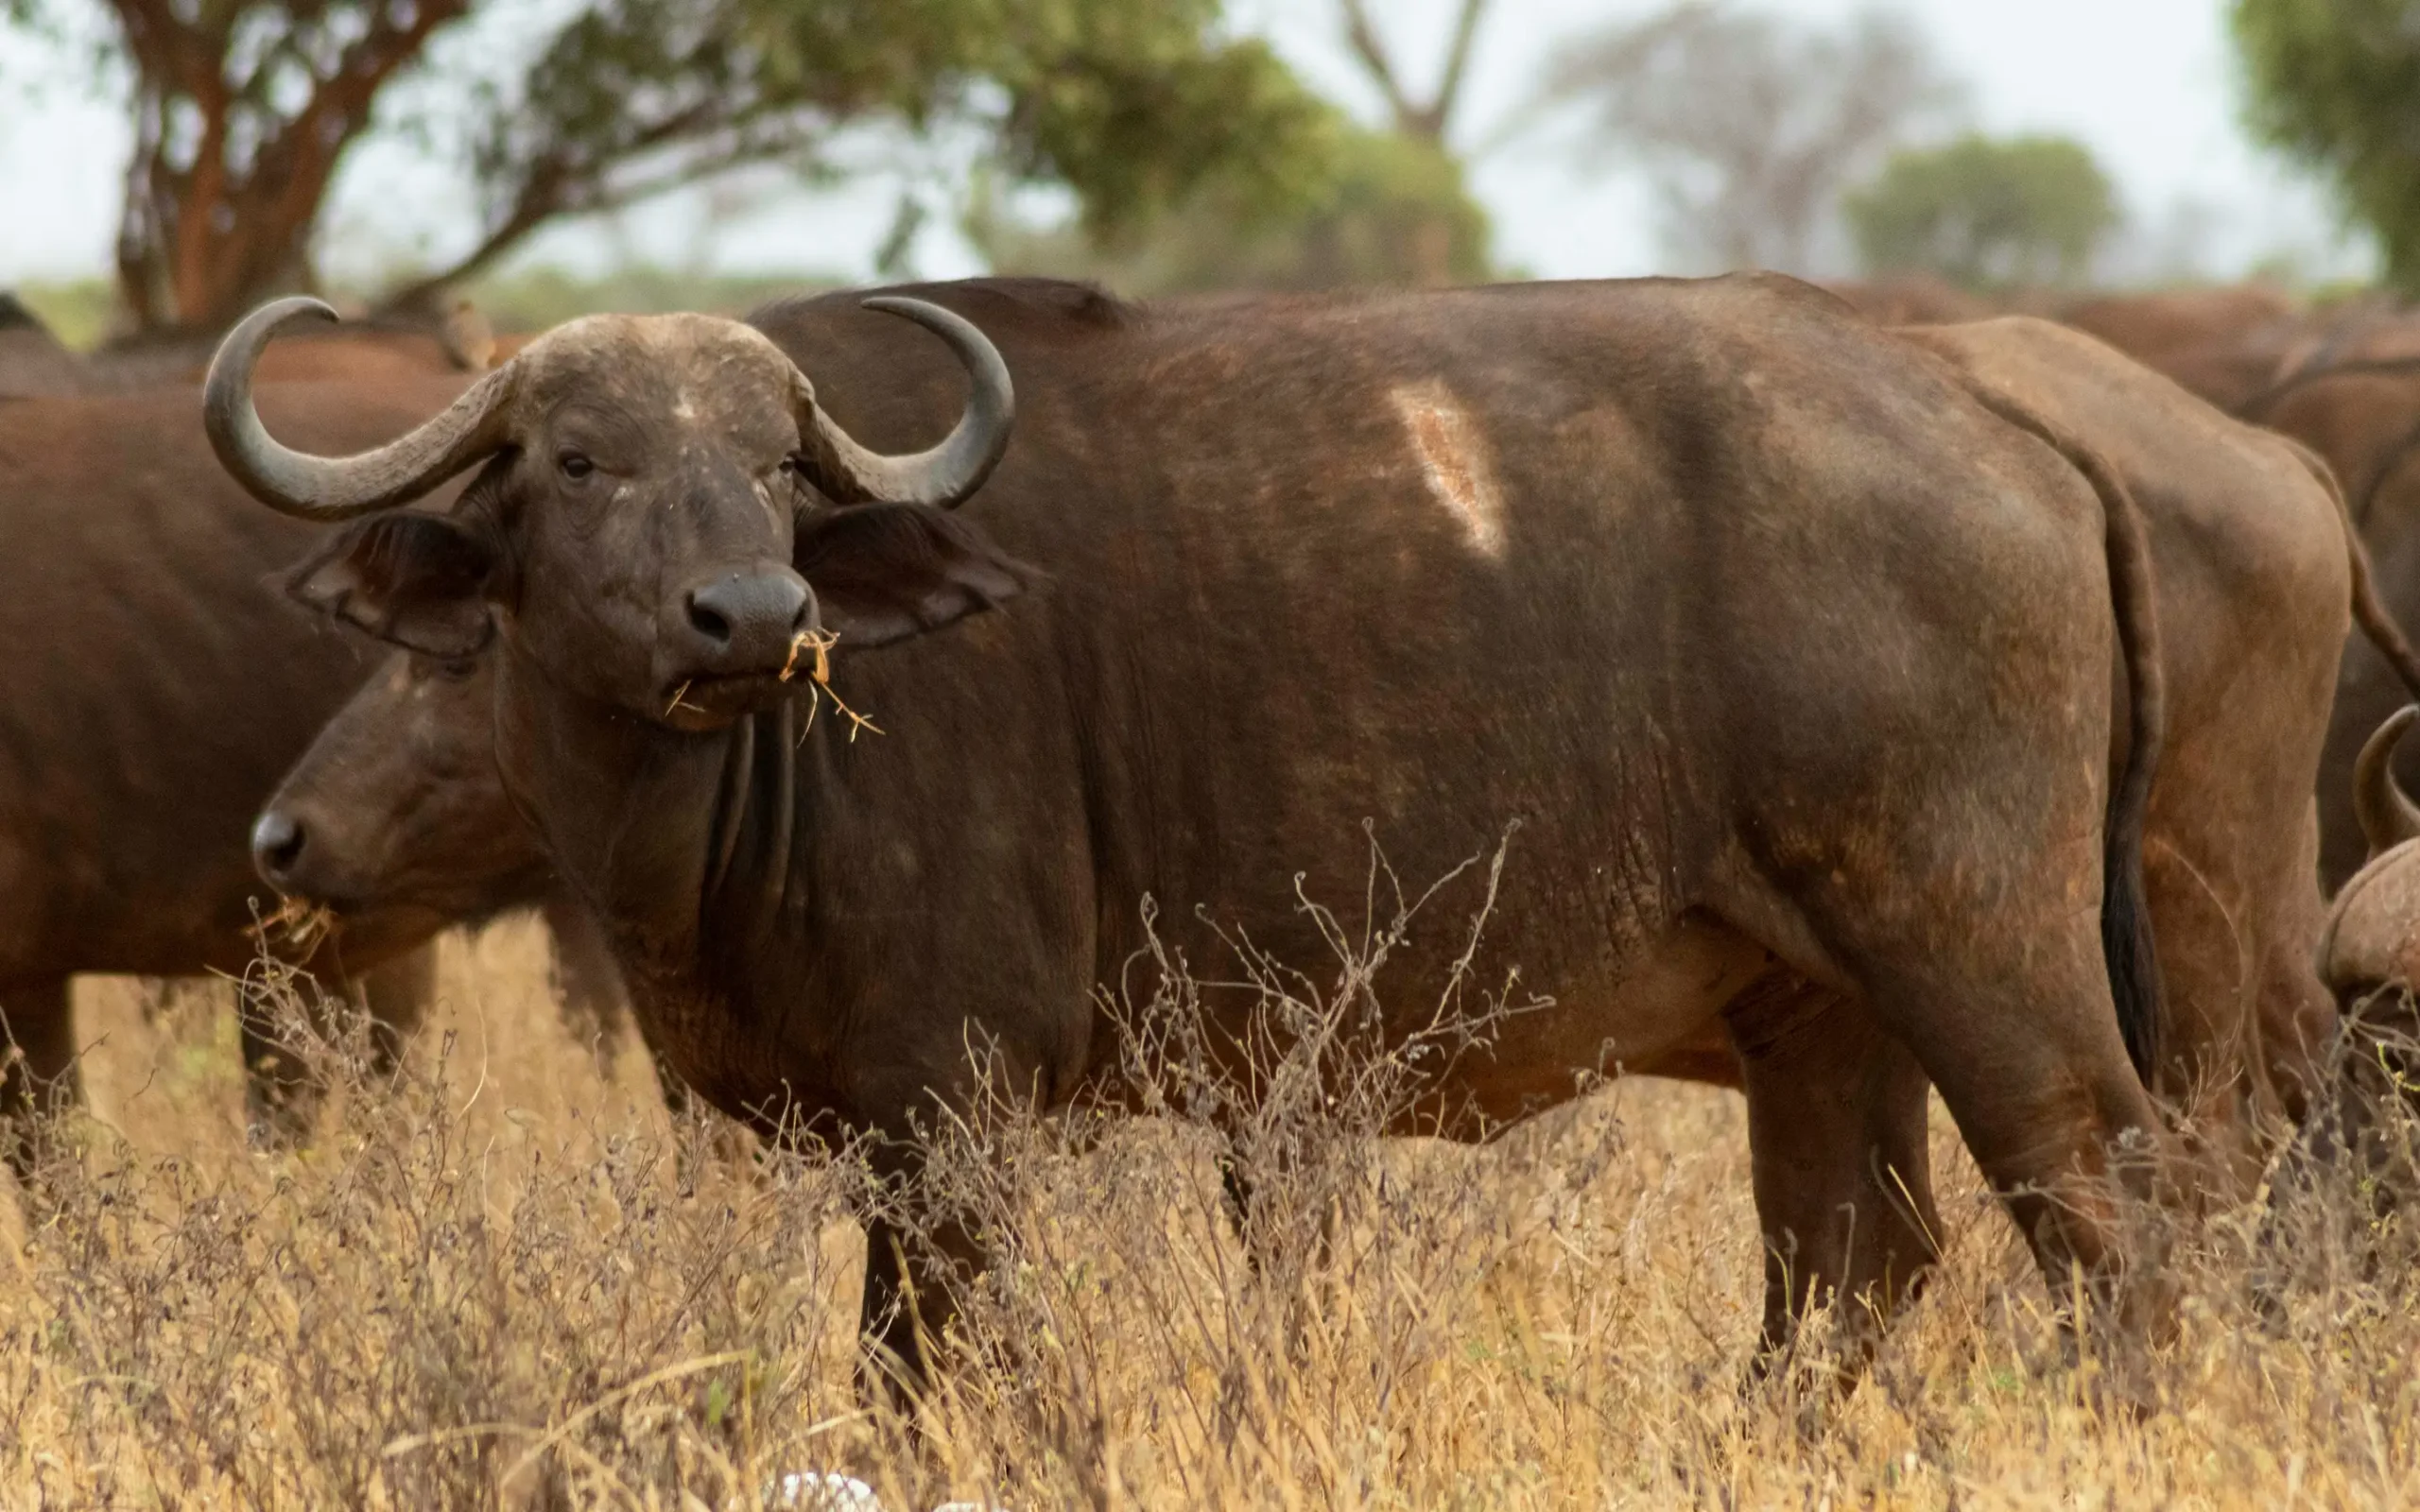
[0,0,2372,291]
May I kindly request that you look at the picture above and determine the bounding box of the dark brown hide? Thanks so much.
[1821,275,1996,327]
[252,649,645,1086]
[216,275,2170,1393]
[1,298,482,402]
[0,295,84,399]
[2314,710,2420,1194]
[2060,284,2306,413]
[2064,301,2420,890]
[0,381,473,1159]
[1905,318,2347,1162]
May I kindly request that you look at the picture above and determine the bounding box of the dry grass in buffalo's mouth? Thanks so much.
[7,882,2420,1507]
[785,627,883,742]
[250,892,338,952]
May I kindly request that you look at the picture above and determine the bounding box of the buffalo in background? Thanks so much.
[0,357,476,1167]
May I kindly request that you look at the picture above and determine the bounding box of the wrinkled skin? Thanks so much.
[216,275,2176,1399]
[0,380,489,1169]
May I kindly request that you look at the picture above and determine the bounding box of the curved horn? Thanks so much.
[2355,705,2420,859]
[791,296,1014,509]
[204,296,521,521]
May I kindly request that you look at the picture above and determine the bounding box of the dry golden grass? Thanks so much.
[3,912,2417,1509]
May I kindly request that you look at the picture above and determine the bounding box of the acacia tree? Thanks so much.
[1541,1,1961,275]
[2233,0,2420,290]
[972,0,1497,295]
[4,0,1333,334]
[1844,133,2118,290]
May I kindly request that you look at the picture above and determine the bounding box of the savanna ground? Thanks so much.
[3,911,2417,1510]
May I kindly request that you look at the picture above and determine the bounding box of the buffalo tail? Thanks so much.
[1961,386,2169,1086]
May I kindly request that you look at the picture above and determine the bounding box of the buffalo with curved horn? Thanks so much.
[207,274,2180,1406]
[206,295,1014,739]
[2322,707,2420,1005]
[207,295,1011,522]
[2312,708,2420,1202]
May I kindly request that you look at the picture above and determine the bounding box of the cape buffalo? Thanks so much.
[2321,707,2420,996]
[0,378,487,1169]
[0,293,84,398]
[207,274,2175,1394]
[1900,318,2376,1154]
[251,299,2377,1366]
[248,646,657,1092]
[2060,300,2420,890]
[2059,285,2307,414]
[2308,709,2420,1203]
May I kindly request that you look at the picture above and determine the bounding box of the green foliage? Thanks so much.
[2,0,1336,329]
[10,279,113,351]
[1542,4,1961,274]
[379,0,1338,310]
[970,124,1493,295]
[2232,0,2419,290]
[1844,133,2119,291]
[458,266,837,333]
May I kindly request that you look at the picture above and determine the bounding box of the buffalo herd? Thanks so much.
[9,271,2420,1401]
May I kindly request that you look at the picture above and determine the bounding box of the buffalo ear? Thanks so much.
[795,504,1038,648]
[285,511,497,658]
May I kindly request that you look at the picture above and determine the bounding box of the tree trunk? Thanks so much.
[103,0,470,336]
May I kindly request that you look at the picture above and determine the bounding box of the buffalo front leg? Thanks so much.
[1726,972,1940,1381]
[0,976,78,1185]
[544,893,631,1071]
[242,946,436,1143]
[854,1143,989,1410]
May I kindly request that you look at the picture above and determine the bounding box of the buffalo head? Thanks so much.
[204,297,1028,730]
[2321,706,2420,1007]
[251,650,545,923]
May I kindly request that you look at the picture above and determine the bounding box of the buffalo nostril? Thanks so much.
[683,572,812,664]
[251,811,307,883]
[685,588,735,648]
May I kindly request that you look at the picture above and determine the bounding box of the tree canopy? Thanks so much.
[1541,2,1959,275]
[1844,132,2118,291]
[967,0,1496,295]
[971,125,1492,295]
[4,0,1336,335]
[2232,0,2420,291]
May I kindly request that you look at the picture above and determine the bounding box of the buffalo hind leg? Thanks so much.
[1838,920,2172,1357]
[1,977,78,1185]
[1727,972,1939,1385]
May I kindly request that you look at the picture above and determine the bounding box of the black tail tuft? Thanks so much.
[1951,378,2168,1091]
[2100,822,2162,1084]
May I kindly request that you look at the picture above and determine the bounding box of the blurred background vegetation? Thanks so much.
[0,0,2411,346]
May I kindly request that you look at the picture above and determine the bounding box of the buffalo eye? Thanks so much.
[558,450,595,481]
[437,657,479,681]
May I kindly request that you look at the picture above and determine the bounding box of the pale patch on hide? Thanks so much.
[1389,379,1505,558]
